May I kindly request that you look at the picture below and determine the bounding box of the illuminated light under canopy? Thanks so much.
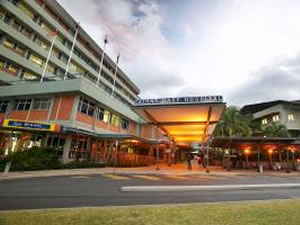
[174,136,204,142]
[133,96,226,145]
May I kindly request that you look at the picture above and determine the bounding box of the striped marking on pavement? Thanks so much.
[103,174,130,180]
[165,175,191,180]
[71,176,89,179]
[189,175,212,179]
[132,175,160,181]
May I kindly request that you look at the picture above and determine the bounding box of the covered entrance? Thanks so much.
[133,96,226,169]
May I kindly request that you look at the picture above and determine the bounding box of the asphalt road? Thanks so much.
[1,174,300,210]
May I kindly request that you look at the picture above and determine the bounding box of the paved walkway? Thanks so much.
[1,163,299,180]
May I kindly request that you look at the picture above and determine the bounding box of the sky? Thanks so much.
[58,0,300,106]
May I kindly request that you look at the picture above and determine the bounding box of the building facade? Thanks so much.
[0,0,167,164]
[240,100,300,137]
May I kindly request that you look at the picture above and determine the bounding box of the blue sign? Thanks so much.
[7,120,52,130]
[134,95,223,106]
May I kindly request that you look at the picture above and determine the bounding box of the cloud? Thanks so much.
[228,55,300,106]
[58,0,300,104]
[58,0,184,98]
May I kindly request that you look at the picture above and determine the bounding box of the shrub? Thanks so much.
[4,147,62,172]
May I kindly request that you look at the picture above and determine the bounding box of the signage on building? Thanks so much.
[2,119,56,131]
[134,95,223,106]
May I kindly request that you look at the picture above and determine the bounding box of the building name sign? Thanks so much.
[2,119,56,131]
[134,95,223,106]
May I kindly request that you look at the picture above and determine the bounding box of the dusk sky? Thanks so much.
[58,0,300,106]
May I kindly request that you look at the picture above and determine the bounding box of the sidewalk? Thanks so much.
[1,163,299,180]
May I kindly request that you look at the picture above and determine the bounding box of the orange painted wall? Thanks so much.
[50,96,60,120]
[28,110,48,121]
[50,95,75,121]
[142,124,153,139]
[129,121,136,136]
[109,125,120,133]
[8,111,28,120]
[0,113,6,119]
[96,120,109,130]
[76,112,93,125]
[57,96,74,120]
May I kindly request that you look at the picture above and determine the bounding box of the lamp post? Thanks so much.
[244,149,250,169]
[206,138,211,173]
[156,125,160,170]
[268,149,273,170]
[286,148,290,173]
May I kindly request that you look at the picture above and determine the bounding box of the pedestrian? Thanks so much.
[187,153,192,170]
[197,154,202,169]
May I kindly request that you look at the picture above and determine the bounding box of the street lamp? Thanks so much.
[244,148,250,169]
[286,147,291,173]
[268,149,273,170]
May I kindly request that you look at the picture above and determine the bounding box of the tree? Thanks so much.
[262,122,290,138]
[213,106,252,137]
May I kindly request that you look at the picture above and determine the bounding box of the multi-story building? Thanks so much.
[240,100,300,137]
[0,0,167,163]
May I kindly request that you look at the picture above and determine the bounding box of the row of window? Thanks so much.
[77,97,129,129]
[261,114,296,125]
[0,97,130,130]
[0,56,40,80]
[6,1,138,99]
[0,98,51,113]
[0,58,18,75]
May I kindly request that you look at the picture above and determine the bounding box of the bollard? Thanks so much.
[3,162,11,177]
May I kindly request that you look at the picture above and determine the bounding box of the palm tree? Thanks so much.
[262,122,290,137]
[214,106,252,137]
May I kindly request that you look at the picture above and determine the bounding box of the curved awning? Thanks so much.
[133,96,226,145]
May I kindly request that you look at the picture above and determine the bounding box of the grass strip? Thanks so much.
[1,199,300,225]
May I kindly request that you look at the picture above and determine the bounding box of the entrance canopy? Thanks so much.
[133,96,226,145]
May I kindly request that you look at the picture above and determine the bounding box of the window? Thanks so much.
[18,2,34,19]
[70,61,84,73]
[32,98,51,110]
[3,39,14,49]
[96,107,104,120]
[20,70,38,80]
[288,114,294,121]
[0,8,5,21]
[121,119,129,130]
[272,114,280,122]
[3,39,25,56]
[3,14,12,24]
[0,59,4,68]
[47,64,55,73]
[29,54,44,67]
[13,99,32,111]
[103,110,110,123]
[34,36,49,50]
[40,21,53,34]
[11,0,20,6]
[262,118,268,125]
[13,20,32,38]
[78,97,95,116]
[0,100,10,113]
[110,114,120,127]
[4,62,18,74]
[87,102,95,116]
[0,60,18,75]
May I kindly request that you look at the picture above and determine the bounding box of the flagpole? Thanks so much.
[40,33,57,83]
[97,35,108,85]
[111,52,120,97]
[64,23,80,80]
